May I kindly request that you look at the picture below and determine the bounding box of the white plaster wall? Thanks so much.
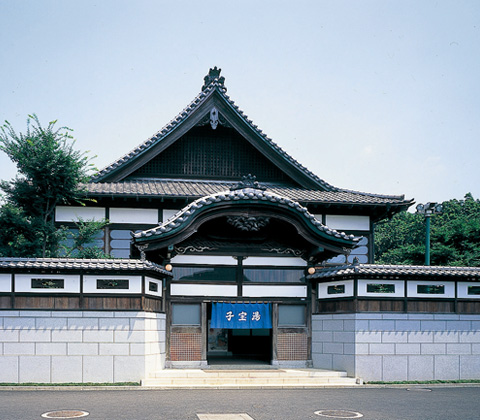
[145,277,163,297]
[109,208,158,224]
[55,206,106,222]
[312,313,480,382]
[0,274,11,292]
[0,310,166,383]
[325,215,370,231]
[171,283,237,297]
[318,280,354,299]
[15,274,80,294]
[242,257,306,267]
[242,285,307,298]
[162,209,179,222]
[83,275,142,294]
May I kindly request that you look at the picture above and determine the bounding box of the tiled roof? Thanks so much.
[90,69,338,191]
[0,258,172,276]
[86,179,412,206]
[309,263,480,279]
[134,186,361,244]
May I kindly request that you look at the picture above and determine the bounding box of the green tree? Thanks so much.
[374,210,425,265]
[433,193,480,266]
[62,217,111,259]
[0,204,43,257]
[0,115,107,258]
[375,193,480,267]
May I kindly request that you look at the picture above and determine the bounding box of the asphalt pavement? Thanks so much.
[1,386,480,420]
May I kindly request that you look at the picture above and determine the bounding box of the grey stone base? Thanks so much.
[0,310,166,383]
[312,313,480,381]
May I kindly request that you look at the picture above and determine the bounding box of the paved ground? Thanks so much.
[1,387,480,420]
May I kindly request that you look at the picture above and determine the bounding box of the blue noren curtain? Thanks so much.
[211,302,272,329]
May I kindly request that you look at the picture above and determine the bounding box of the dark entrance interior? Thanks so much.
[207,327,272,365]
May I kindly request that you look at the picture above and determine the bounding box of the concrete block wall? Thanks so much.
[313,313,480,381]
[312,314,356,375]
[0,310,166,383]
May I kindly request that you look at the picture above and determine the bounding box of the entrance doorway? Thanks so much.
[207,326,272,365]
[207,301,273,365]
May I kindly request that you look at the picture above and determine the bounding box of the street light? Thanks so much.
[416,202,443,266]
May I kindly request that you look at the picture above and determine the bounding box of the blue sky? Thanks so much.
[1,0,479,208]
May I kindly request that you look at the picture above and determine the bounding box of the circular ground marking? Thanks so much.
[406,388,432,392]
[314,410,363,418]
[41,410,89,419]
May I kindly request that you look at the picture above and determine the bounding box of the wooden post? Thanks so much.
[271,303,278,364]
[201,302,208,363]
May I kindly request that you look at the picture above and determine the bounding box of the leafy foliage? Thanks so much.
[62,218,111,259]
[0,204,44,257]
[375,193,480,266]
[0,115,108,258]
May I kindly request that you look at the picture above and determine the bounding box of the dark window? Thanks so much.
[327,284,345,294]
[173,266,236,282]
[243,268,305,283]
[366,283,395,293]
[31,279,64,289]
[417,284,445,294]
[278,305,306,326]
[467,286,480,295]
[172,303,201,325]
[149,282,158,292]
[96,279,129,289]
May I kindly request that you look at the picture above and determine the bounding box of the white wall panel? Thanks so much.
[15,274,80,293]
[242,285,307,298]
[457,282,480,299]
[83,275,142,294]
[325,215,370,231]
[0,274,12,292]
[407,280,455,298]
[242,257,306,267]
[145,277,163,297]
[162,209,179,222]
[55,206,105,222]
[170,283,237,297]
[109,208,158,224]
[318,280,354,299]
[171,255,237,265]
[357,279,405,297]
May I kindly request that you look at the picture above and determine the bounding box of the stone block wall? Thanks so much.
[0,310,166,383]
[313,313,480,381]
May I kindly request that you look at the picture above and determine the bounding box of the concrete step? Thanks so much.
[149,369,348,379]
[141,369,361,388]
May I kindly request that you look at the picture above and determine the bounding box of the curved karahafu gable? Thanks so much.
[132,180,362,263]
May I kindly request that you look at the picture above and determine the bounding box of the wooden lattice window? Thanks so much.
[128,125,297,183]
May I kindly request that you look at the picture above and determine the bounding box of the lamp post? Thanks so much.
[416,202,443,266]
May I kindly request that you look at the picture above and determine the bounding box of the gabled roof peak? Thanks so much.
[202,66,226,92]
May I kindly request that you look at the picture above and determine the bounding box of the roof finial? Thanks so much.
[202,66,226,91]
[230,174,266,191]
